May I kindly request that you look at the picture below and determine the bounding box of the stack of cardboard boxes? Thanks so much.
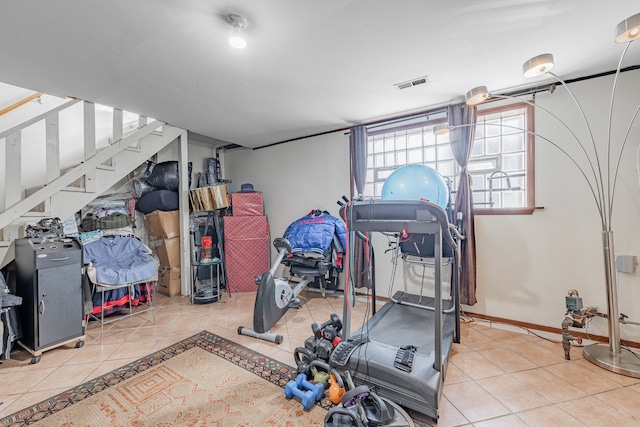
[224,191,270,292]
[144,210,181,297]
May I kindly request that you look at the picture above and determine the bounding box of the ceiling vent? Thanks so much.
[394,76,429,90]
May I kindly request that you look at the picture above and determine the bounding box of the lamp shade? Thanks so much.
[465,86,490,106]
[522,53,555,78]
[615,12,640,43]
[433,123,450,135]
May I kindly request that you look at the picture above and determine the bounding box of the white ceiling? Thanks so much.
[0,1,638,148]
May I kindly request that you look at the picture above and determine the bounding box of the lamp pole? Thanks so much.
[455,12,640,377]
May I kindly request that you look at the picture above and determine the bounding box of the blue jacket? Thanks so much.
[283,211,347,255]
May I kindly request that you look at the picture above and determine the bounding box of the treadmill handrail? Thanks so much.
[343,200,458,253]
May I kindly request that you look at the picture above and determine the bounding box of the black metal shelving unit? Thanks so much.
[190,211,227,304]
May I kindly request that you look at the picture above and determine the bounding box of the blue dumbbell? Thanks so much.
[295,373,324,401]
[284,380,315,410]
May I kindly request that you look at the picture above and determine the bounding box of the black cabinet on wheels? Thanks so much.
[15,237,85,364]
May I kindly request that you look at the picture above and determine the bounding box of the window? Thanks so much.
[363,103,535,214]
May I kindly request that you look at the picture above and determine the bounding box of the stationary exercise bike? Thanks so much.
[238,231,344,344]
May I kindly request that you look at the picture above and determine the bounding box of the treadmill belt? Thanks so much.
[345,292,456,419]
[360,292,454,355]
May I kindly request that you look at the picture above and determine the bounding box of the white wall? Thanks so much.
[156,134,217,180]
[224,133,351,270]
[477,69,640,341]
[224,69,640,342]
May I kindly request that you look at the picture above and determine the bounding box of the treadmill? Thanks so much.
[336,199,462,420]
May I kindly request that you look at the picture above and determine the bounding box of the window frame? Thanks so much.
[358,102,537,215]
[473,102,536,215]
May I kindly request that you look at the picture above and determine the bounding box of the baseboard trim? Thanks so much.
[465,311,640,350]
[311,289,640,350]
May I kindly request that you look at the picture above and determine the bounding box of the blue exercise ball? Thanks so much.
[381,164,449,209]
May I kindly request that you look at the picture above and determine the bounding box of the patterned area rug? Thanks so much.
[0,331,327,426]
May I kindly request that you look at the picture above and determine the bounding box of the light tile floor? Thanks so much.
[1,289,640,426]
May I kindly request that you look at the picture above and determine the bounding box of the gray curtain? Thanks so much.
[448,104,478,306]
[349,125,372,289]
[350,125,368,196]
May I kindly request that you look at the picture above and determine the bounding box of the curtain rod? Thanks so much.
[254,105,451,150]
[254,65,640,150]
[496,65,640,99]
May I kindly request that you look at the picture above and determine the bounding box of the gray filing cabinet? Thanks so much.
[15,237,85,364]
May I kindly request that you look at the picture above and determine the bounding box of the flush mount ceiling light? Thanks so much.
[226,13,248,49]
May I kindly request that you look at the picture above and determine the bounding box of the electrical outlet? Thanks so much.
[616,255,637,273]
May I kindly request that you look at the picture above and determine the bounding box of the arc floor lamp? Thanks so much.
[440,12,640,377]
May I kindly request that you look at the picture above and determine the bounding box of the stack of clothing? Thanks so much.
[83,236,157,316]
[0,273,22,360]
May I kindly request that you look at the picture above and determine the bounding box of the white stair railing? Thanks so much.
[0,99,179,233]
[1,99,81,213]
[0,97,191,294]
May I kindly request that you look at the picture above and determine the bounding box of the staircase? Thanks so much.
[0,98,186,267]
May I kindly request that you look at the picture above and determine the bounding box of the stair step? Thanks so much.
[124,146,142,153]
[96,164,116,171]
[20,212,50,218]
[61,186,87,193]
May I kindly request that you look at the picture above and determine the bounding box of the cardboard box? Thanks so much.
[158,267,181,297]
[232,192,264,216]
[149,237,181,268]
[144,210,180,239]
[224,215,270,292]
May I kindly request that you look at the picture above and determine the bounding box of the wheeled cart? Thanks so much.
[15,237,85,364]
